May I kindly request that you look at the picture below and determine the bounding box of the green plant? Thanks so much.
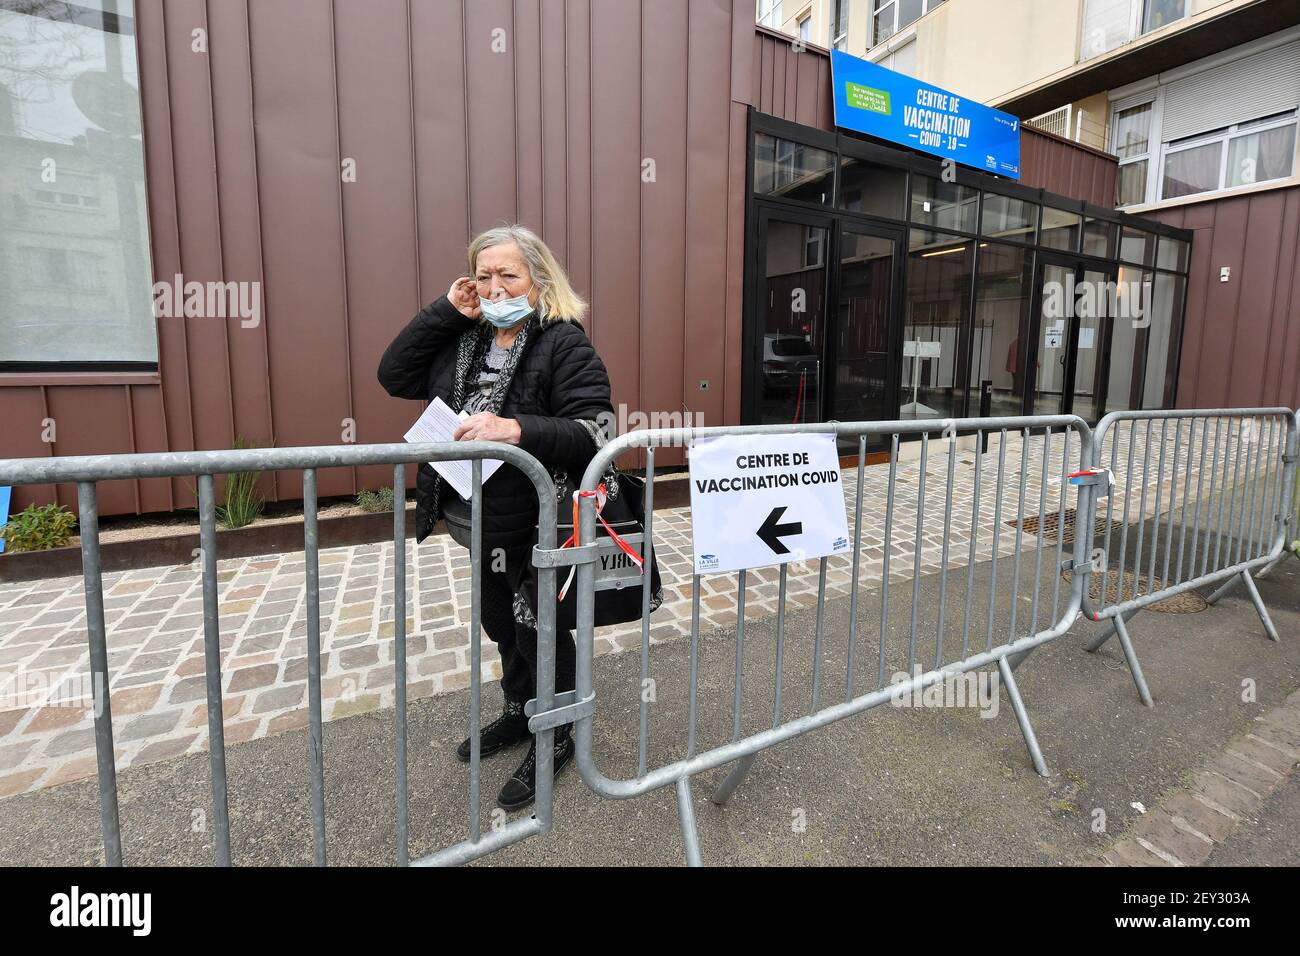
[216,436,266,529]
[0,503,77,553]
[357,486,396,514]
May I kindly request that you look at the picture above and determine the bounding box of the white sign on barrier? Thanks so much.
[688,432,851,575]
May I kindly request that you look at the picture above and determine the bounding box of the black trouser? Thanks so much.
[479,541,577,705]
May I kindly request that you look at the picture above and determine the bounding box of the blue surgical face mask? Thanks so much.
[480,282,536,328]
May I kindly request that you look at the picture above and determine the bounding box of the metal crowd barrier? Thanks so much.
[1256,420,1300,580]
[1079,409,1298,706]
[2,407,1296,868]
[571,415,1099,866]
[0,442,559,868]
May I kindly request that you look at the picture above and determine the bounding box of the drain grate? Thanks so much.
[1061,568,1209,614]
[1007,507,1125,546]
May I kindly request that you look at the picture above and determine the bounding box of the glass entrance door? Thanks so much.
[755,209,831,425]
[1069,267,1114,421]
[752,207,902,427]
[1030,260,1073,415]
[830,224,900,423]
[1028,254,1115,420]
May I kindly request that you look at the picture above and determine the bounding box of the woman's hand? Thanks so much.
[447,276,482,319]
[453,412,522,445]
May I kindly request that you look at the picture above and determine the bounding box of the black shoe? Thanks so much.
[456,699,530,762]
[497,728,574,811]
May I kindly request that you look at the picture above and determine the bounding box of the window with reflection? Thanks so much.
[1104,265,1152,411]
[980,193,1037,244]
[1082,217,1117,258]
[760,219,829,425]
[901,229,973,420]
[838,156,906,219]
[910,175,977,234]
[834,230,895,422]
[1119,226,1156,266]
[754,132,835,206]
[0,0,156,366]
[1141,272,1184,409]
[969,242,1031,418]
[1156,236,1188,272]
[1040,207,1081,251]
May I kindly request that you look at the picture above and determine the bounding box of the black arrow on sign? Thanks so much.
[757,506,802,554]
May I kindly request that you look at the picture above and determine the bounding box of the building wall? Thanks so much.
[3,0,761,518]
[1147,184,1300,409]
[751,27,1120,206]
[853,0,1254,108]
[2,4,1134,519]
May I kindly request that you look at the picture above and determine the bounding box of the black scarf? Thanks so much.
[426,313,539,526]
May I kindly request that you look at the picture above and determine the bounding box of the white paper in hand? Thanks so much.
[403,397,504,499]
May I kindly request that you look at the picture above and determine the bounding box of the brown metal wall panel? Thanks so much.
[464,0,521,232]
[539,0,570,266]
[732,0,756,110]
[1276,190,1300,409]
[44,388,136,515]
[2,389,55,512]
[164,0,235,457]
[334,0,423,496]
[410,0,470,301]
[1234,194,1285,406]
[514,0,546,233]
[640,0,689,468]
[208,0,276,465]
[1147,185,1300,410]
[723,99,750,429]
[1154,188,1294,408]
[1201,198,1249,407]
[563,0,593,322]
[128,385,173,514]
[589,0,641,409]
[247,0,353,501]
[137,0,195,510]
[795,44,820,128]
[682,0,732,435]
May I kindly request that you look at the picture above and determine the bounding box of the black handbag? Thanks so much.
[519,468,663,633]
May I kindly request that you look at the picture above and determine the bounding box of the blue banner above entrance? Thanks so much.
[830,49,1021,180]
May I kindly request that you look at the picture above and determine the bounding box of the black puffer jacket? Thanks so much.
[377,293,614,547]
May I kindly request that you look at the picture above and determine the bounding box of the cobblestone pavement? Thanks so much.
[0,420,1274,798]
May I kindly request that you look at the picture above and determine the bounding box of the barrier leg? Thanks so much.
[1084,608,1137,653]
[1006,645,1035,672]
[996,657,1049,778]
[675,776,703,867]
[1254,551,1289,581]
[709,753,757,806]
[1206,573,1241,606]
[1240,571,1281,643]
[1111,613,1155,707]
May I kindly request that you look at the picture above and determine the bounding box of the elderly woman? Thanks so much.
[377,224,613,811]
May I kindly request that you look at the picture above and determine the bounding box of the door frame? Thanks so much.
[744,202,837,426]
[1025,251,1118,421]
[744,200,906,428]
[825,214,907,430]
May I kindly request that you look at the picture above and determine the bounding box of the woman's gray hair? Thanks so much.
[467,223,588,326]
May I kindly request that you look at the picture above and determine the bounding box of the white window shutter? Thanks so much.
[1162,40,1300,143]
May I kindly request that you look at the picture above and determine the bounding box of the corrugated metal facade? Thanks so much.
[2,2,1135,517]
[1148,185,1300,409]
